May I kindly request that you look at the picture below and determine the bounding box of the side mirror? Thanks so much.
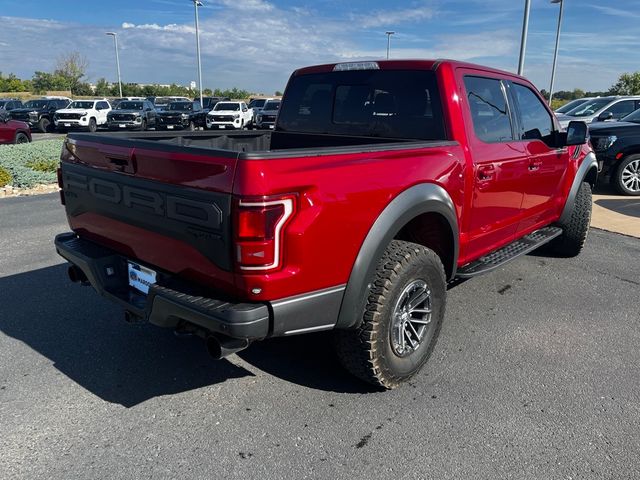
[566,121,588,146]
[597,111,613,122]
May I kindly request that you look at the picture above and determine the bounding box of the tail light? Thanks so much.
[57,167,65,205]
[234,195,296,271]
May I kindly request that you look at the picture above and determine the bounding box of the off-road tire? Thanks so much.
[613,154,640,196]
[334,240,447,389]
[37,117,50,133]
[548,181,592,257]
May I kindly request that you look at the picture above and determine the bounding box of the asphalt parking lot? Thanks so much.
[1,193,639,479]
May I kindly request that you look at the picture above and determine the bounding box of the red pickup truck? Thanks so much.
[55,60,597,388]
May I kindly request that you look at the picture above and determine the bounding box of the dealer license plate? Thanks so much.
[64,123,71,127]
[167,125,174,129]
[119,124,126,128]
[127,262,157,295]
[219,125,226,129]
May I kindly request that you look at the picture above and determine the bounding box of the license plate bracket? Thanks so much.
[127,261,157,295]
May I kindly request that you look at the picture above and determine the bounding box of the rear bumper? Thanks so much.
[54,233,345,340]
[54,232,270,340]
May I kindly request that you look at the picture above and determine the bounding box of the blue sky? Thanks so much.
[0,0,637,94]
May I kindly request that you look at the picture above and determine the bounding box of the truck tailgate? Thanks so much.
[60,135,239,291]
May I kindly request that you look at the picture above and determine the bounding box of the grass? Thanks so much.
[0,139,63,188]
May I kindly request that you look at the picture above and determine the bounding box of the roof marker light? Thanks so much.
[333,62,380,72]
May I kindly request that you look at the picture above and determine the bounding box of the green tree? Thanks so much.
[609,72,640,95]
[31,71,69,93]
[275,90,283,96]
[54,52,89,95]
[94,78,111,96]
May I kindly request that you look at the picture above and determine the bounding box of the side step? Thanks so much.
[456,226,562,278]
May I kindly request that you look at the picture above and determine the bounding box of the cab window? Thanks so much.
[511,83,553,141]
[463,76,513,143]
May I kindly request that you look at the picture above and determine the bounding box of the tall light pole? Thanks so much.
[105,32,123,97]
[192,0,204,107]
[548,0,565,105]
[517,0,531,75]
[385,31,395,60]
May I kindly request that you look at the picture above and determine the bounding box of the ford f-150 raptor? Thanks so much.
[54,59,596,388]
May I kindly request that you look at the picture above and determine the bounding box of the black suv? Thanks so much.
[155,101,207,131]
[107,100,157,131]
[0,98,24,113]
[200,96,230,112]
[590,108,640,195]
[9,98,70,132]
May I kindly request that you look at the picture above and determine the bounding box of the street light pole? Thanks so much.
[192,0,204,107]
[548,0,565,105]
[105,32,123,97]
[517,0,531,75]
[385,31,395,59]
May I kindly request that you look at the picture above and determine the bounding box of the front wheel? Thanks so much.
[140,119,147,131]
[613,155,640,196]
[37,117,50,133]
[88,118,97,133]
[334,240,447,389]
[188,121,196,132]
[547,181,592,257]
[14,132,30,144]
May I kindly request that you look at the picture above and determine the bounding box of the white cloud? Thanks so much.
[354,5,436,28]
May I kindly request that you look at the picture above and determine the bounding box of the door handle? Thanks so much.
[477,165,495,181]
[528,159,543,171]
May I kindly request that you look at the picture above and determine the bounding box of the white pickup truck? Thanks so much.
[54,99,112,132]
[206,101,253,130]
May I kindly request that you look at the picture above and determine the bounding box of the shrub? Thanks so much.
[0,139,63,188]
[0,166,11,186]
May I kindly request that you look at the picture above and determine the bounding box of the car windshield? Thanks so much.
[620,108,640,123]
[263,101,280,111]
[24,100,48,109]
[117,102,144,110]
[250,99,267,109]
[556,99,589,114]
[69,101,95,109]
[566,98,612,117]
[167,102,193,111]
[214,102,240,111]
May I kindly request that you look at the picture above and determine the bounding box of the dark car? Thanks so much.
[589,108,640,195]
[155,101,206,131]
[0,112,31,144]
[255,99,281,129]
[148,96,191,111]
[200,96,230,112]
[0,98,24,113]
[107,100,157,131]
[9,98,71,132]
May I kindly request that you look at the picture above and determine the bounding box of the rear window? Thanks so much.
[278,69,446,140]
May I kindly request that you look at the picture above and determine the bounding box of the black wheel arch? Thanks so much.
[335,183,459,330]
[559,152,598,225]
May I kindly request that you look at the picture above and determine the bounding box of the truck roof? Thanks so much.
[294,59,527,83]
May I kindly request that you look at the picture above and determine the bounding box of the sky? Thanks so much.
[0,0,637,95]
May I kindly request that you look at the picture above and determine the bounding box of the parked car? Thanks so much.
[55,59,595,389]
[254,99,280,129]
[554,97,594,114]
[155,101,206,130]
[589,107,640,195]
[9,97,71,132]
[149,96,191,111]
[0,113,31,144]
[200,96,230,112]
[247,97,275,128]
[556,96,640,129]
[206,101,253,130]
[111,97,147,109]
[53,99,112,133]
[0,98,24,113]
[106,100,156,131]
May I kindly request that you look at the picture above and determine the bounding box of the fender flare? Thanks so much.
[335,183,459,330]
[559,152,598,225]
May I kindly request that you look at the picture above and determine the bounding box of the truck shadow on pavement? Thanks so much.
[0,264,370,407]
[595,198,640,219]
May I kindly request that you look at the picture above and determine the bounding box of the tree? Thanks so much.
[31,71,69,93]
[608,72,640,96]
[55,52,89,95]
[275,91,283,96]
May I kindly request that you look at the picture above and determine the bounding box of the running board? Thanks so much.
[456,226,562,278]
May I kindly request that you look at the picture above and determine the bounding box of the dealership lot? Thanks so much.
[1,193,639,479]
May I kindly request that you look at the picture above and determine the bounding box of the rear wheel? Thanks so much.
[14,132,30,144]
[613,154,640,196]
[334,240,447,389]
[37,117,50,133]
[548,181,592,257]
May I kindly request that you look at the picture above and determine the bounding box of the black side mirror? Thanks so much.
[565,121,588,146]
[597,111,614,122]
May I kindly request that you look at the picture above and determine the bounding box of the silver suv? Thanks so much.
[556,96,640,128]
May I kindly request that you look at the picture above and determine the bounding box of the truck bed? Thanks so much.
[68,130,445,159]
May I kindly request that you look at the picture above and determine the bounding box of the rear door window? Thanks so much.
[278,69,446,140]
[463,76,513,143]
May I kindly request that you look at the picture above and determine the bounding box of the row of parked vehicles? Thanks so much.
[0,95,282,134]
